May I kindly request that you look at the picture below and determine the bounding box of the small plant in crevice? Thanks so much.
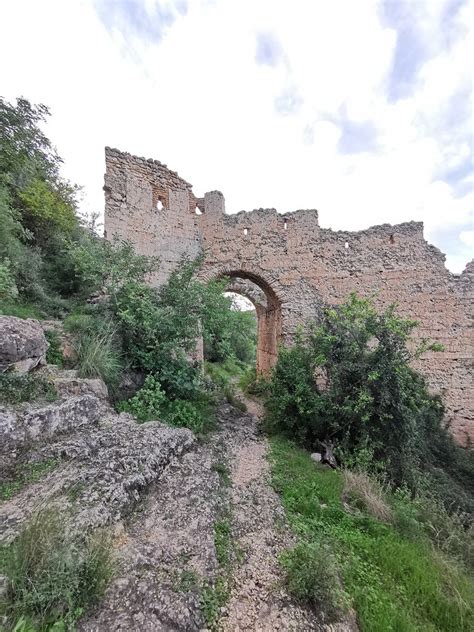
[0,458,59,501]
[200,576,230,630]
[0,373,57,405]
[211,461,231,487]
[44,329,64,366]
[117,374,166,422]
[118,374,216,435]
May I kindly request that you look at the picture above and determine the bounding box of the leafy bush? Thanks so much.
[0,373,57,405]
[0,259,18,301]
[118,374,166,422]
[280,541,345,622]
[118,375,214,434]
[163,398,211,434]
[239,366,269,396]
[265,293,472,501]
[0,98,82,312]
[0,510,113,631]
[202,288,257,365]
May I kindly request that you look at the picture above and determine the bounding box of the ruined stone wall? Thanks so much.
[104,147,201,285]
[104,149,473,446]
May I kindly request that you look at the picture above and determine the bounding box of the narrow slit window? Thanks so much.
[284,220,288,230]
[156,200,164,211]
[344,241,349,249]
[244,228,248,236]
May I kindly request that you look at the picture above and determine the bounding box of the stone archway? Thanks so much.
[221,272,282,376]
[104,147,474,445]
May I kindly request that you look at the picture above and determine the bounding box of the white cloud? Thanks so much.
[0,0,472,272]
[460,230,474,248]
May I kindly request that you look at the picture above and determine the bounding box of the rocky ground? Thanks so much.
[1,376,355,631]
[0,314,352,630]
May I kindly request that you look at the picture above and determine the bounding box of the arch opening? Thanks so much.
[220,271,282,376]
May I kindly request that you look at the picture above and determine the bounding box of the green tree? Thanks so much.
[266,293,472,503]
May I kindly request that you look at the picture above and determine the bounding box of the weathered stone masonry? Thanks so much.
[104,147,473,446]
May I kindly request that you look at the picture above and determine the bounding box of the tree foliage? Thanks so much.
[265,294,473,508]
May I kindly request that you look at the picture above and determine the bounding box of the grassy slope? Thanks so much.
[269,436,474,632]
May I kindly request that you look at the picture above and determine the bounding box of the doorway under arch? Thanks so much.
[221,271,282,376]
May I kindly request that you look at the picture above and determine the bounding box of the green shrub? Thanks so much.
[163,398,209,434]
[44,329,63,366]
[0,258,18,301]
[118,376,214,435]
[118,374,166,422]
[0,373,57,405]
[265,293,471,501]
[239,367,269,396]
[0,509,113,631]
[280,541,345,622]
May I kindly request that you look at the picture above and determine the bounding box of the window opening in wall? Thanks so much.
[344,241,349,249]
[195,206,202,215]
[156,199,164,211]
[244,228,248,236]
[389,234,395,244]
[284,220,288,230]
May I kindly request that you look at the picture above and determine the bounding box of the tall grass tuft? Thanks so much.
[280,541,345,623]
[0,509,113,630]
[73,327,122,388]
[342,469,393,524]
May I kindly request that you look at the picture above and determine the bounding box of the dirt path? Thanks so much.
[76,398,320,631]
[218,396,320,631]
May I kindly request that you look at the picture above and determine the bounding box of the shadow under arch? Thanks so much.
[216,269,282,376]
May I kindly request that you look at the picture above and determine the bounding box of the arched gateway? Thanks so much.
[103,147,473,446]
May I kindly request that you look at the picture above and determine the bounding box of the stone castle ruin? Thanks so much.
[104,147,473,446]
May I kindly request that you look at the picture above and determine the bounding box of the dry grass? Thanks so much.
[342,469,393,524]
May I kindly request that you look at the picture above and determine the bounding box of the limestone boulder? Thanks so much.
[0,394,102,455]
[0,316,48,373]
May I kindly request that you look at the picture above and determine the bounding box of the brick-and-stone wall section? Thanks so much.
[104,148,473,446]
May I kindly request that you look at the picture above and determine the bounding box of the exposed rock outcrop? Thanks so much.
[0,316,48,373]
[0,395,102,456]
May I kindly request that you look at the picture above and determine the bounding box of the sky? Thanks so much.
[0,0,473,273]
